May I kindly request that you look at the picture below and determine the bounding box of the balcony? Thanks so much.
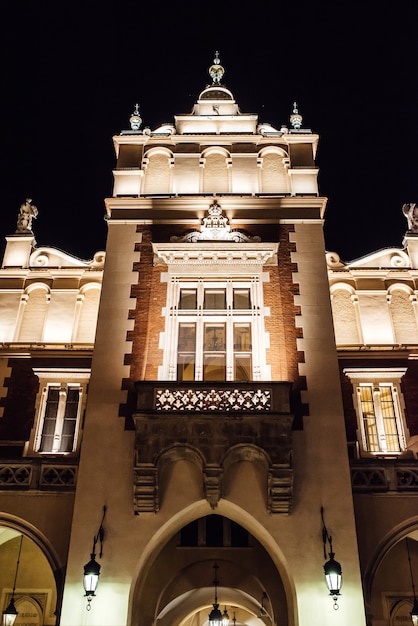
[135,380,291,413]
[133,381,294,514]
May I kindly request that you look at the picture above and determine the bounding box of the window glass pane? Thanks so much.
[177,324,196,381]
[204,289,226,310]
[359,385,379,452]
[233,288,251,310]
[59,387,80,453]
[235,355,252,381]
[204,324,226,351]
[234,324,251,351]
[380,385,400,452]
[203,355,226,381]
[178,323,196,352]
[179,289,197,310]
[40,387,59,452]
[177,355,196,381]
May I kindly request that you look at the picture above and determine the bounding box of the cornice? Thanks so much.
[152,241,279,267]
[105,195,327,222]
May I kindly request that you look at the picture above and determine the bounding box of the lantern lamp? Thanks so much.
[208,563,223,626]
[2,535,23,626]
[321,507,342,609]
[83,506,106,610]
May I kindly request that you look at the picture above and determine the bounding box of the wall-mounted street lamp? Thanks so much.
[2,535,23,626]
[258,591,275,623]
[83,506,106,610]
[321,507,342,609]
[406,537,418,625]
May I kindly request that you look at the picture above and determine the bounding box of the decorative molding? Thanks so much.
[153,242,278,267]
[0,462,78,489]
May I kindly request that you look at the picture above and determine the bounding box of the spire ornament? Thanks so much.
[290,102,303,130]
[129,104,142,131]
[209,51,225,85]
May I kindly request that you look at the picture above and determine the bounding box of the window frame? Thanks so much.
[161,278,269,382]
[26,368,90,456]
[344,368,409,457]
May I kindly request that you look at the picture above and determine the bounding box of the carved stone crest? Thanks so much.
[170,200,261,243]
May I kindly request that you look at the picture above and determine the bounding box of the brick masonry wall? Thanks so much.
[127,226,166,382]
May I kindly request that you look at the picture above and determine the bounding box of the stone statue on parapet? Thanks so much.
[16,198,38,233]
[403,203,418,233]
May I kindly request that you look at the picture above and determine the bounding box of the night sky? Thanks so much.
[1,2,417,263]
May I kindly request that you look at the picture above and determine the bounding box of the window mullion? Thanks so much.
[226,317,234,380]
[373,386,388,452]
[53,387,68,453]
[195,317,204,380]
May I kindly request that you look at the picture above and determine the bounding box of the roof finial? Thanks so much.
[209,51,225,85]
[129,103,142,131]
[290,102,303,130]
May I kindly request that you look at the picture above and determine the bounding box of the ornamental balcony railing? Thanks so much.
[0,459,78,490]
[350,459,418,493]
[135,380,291,414]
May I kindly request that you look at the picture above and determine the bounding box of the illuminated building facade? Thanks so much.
[1,56,418,626]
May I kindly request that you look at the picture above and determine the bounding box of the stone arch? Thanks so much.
[330,282,361,345]
[201,147,230,193]
[17,282,50,342]
[258,146,290,193]
[143,147,173,194]
[74,282,101,343]
[156,444,206,506]
[258,146,289,159]
[0,513,63,622]
[222,444,270,509]
[387,283,418,344]
[363,516,418,621]
[128,500,297,626]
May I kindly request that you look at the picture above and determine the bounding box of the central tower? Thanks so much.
[60,55,366,626]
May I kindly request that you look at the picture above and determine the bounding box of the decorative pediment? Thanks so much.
[30,248,105,269]
[326,248,410,270]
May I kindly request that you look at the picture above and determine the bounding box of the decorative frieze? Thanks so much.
[351,461,418,492]
[0,461,77,489]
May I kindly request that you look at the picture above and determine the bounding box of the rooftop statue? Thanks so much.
[16,198,38,234]
[403,203,418,234]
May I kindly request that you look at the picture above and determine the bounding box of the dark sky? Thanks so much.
[1,2,417,263]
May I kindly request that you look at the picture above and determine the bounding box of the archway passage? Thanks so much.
[0,527,58,625]
[132,514,288,626]
[366,529,418,626]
